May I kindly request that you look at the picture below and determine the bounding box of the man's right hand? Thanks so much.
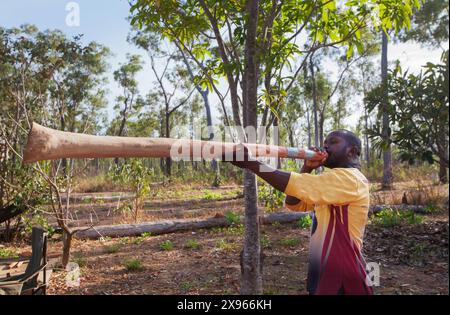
[301,147,327,173]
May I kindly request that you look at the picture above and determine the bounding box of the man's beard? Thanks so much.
[323,149,345,168]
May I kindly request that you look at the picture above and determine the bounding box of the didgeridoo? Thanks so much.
[23,122,325,163]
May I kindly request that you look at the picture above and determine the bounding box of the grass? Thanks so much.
[202,190,222,200]
[103,243,122,254]
[261,235,271,249]
[297,215,313,229]
[279,237,300,248]
[72,251,87,268]
[123,258,144,271]
[180,281,195,292]
[134,232,152,245]
[74,174,123,193]
[185,239,201,250]
[215,239,238,252]
[0,248,19,259]
[159,240,174,251]
[225,211,241,225]
[371,208,425,227]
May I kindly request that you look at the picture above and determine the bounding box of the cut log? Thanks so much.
[369,204,428,214]
[74,204,429,240]
[75,212,309,240]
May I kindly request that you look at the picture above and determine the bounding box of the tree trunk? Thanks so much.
[310,56,319,148]
[364,106,370,167]
[240,0,262,295]
[62,230,73,268]
[438,146,448,183]
[381,31,393,189]
[165,112,172,177]
[306,106,312,148]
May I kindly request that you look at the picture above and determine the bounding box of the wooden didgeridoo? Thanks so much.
[23,122,324,164]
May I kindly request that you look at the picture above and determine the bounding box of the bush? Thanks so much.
[297,215,313,229]
[103,243,122,254]
[279,237,300,247]
[202,190,222,200]
[159,240,174,251]
[123,258,143,271]
[0,248,19,259]
[371,208,425,227]
[258,180,285,212]
[225,211,241,226]
[185,239,200,250]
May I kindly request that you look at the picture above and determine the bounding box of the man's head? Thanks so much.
[323,130,362,169]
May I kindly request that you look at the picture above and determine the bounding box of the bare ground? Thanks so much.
[2,182,448,295]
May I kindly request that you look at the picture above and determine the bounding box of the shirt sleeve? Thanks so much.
[285,199,314,212]
[284,169,360,206]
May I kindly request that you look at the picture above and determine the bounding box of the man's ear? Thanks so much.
[347,146,358,158]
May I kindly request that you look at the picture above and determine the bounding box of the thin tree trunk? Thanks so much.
[240,0,262,295]
[310,56,319,148]
[306,106,311,148]
[165,112,172,177]
[381,31,393,189]
[364,106,370,166]
[62,230,73,268]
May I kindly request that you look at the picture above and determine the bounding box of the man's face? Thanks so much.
[323,132,349,168]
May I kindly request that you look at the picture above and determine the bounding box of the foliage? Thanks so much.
[397,0,449,48]
[260,234,271,249]
[297,215,313,229]
[72,251,88,268]
[123,258,144,271]
[215,239,238,252]
[0,247,19,259]
[224,211,241,226]
[108,159,154,222]
[366,51,449,176]
[202,190,222,200]
[103,243,122,254]
[159,240,174,251]
[279,237,300,247]
[371,208,424,227]
[258,181,285,212]
[185,239,201,250]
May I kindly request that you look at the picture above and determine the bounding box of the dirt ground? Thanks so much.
[2,182,448,295]
[42,210,448,295]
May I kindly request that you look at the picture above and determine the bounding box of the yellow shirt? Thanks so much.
[284,168,372,295]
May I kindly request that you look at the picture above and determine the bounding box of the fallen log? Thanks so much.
[75,212,309,239]
[369,204,428,214]
[74,204,429,240]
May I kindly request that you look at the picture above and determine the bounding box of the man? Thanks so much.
[228,130,373,295]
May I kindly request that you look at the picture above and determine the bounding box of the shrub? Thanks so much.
[202,190,222,200]
[123,258,143,271]
[159,240,174,251]
[0,248,18,259]
[298,215,313,229]
[185,239,200,250]
[280,237,300,247]
[104,243,122,254]
[225,211,241,226]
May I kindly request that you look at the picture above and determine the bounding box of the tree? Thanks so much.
[380,30,393,189]
[128,32,195,176]
[0,25,109,266]
[130,0,419,294]
[367,51,449,183]
[110,54,144,165]
[398,0,449,49]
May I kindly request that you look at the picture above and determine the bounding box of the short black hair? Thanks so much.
[331,129,362,156]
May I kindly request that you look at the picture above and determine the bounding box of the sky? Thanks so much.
[0,0,447,130]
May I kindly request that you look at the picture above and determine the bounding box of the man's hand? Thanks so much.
[301,147,327,173]
[223,143,256,169]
